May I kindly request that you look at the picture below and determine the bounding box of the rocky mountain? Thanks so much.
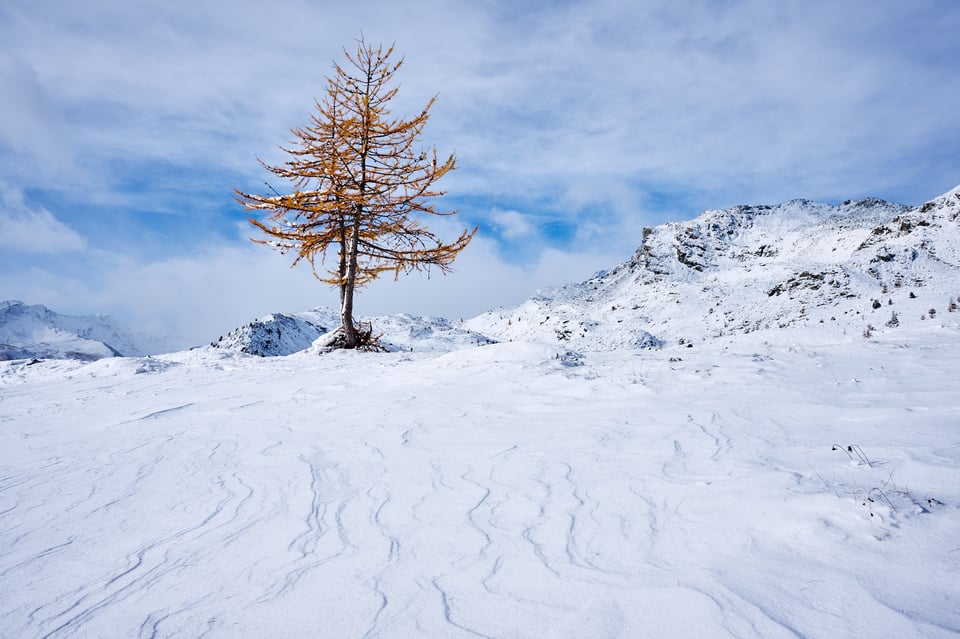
[467,185,960,350]
[0,301,147,361]
[211,308,495,356]
[210,309,336,356]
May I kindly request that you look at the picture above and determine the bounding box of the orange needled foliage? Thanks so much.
[236,36,475,349]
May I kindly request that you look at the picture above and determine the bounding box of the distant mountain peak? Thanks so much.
[0,301,149,361]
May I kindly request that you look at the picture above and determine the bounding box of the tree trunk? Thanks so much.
[340,73,370,350]
[337,215,347,312]
[340,217,361,348]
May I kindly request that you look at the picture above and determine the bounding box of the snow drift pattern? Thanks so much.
[1,328,958,637]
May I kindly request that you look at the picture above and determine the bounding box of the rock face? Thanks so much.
[468,185,960,349]
[212,308,496,356]
[0,300,150,361]
[210,311,335,356]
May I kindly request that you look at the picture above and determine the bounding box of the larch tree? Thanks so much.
[236,37,475,349]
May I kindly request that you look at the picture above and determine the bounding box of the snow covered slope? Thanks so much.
[365,314,496,352]
[210,309,336,356]
[1,325,958,637]
[0,300,156,360]
[212,307,495,355]
[469,186,960,350]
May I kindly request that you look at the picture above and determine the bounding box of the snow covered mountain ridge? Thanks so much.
[210,308,495,356]
[5,184,959,360]
[208,183,960,357]
[468,184,960,350]
[0,300,155,361]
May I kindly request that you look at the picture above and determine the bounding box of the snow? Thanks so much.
[467,193,958,351]
[2,185,959,637]
[210,311,334,356]
[0,301,176,360]
[348,313,495,353]
[1,324,958,638]
[210,309,496,357]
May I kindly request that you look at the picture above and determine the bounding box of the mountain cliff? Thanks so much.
[468,185,960,349]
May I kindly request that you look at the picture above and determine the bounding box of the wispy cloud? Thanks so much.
[489,209,536,240]
[5,0,957,209]
[0,185,87,254]
[0,220,615,347]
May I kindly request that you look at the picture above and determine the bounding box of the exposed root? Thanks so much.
[316,321,387,352]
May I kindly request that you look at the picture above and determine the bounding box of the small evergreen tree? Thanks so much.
[237,37,475,348]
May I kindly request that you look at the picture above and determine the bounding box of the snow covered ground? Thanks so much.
[2,324,958,638]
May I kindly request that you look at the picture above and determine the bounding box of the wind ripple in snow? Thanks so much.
[1,340,958,637]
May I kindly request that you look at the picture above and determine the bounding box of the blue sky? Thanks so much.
[1,0,958,346]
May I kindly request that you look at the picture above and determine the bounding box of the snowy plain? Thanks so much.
[2,324,959,638]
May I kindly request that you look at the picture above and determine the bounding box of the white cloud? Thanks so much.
[361,234,619,318]
[0,230,622,348]
[0,242,334,347]
[0,185,87,254]
[4,0,958,210]
[488,209,535,240]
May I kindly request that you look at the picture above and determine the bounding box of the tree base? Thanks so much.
[314,321,386,352]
